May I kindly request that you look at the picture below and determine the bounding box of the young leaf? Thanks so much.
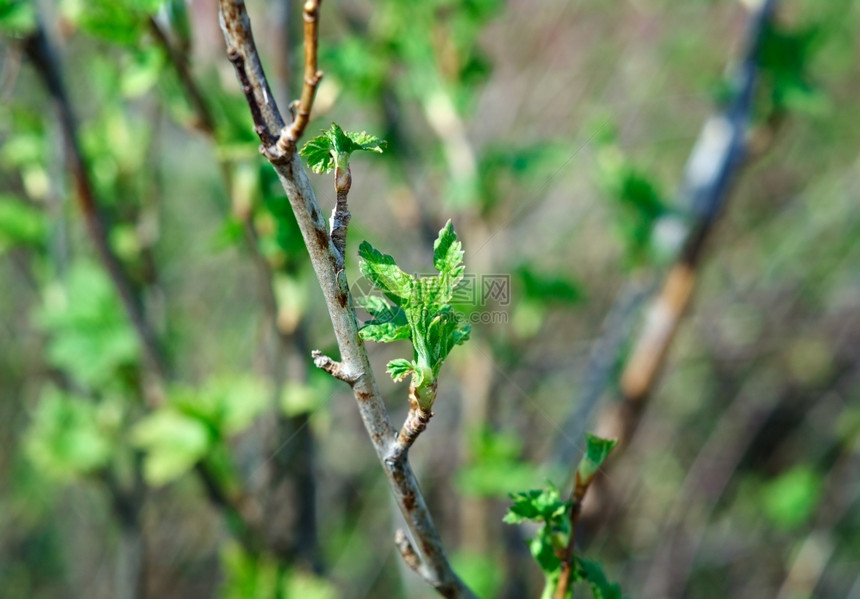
[576,557,627,599]
[433,219,465,283]
[359,222,471,402]
[358,241,413,304]
[386,359,415,383]
[576,434,618,483]
[357,295,407,326]
[504,484,569,524]
[300,135,335,174]
[346,130,386,153]
[300,123,386,174]
[359,320,411,343]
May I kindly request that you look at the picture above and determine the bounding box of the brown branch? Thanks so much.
[148,17,216,136]
[311,350,358,384]
[25,13,276,562]
[390,382,436,461]
[594,0,781,452]
[23,21,169,383]
[554,469,597,599]
[276,0,323,154]
[219,0,286,141]
[219,3,475,596]
[329,163,351,268]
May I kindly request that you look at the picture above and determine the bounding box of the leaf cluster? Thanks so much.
[357,221,470,409]
[300,123,385,175]
[504,435,622,599]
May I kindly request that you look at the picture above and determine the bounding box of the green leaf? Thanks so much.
[300,134,335,174]
[357,295,409,331]
[300,123,386,174]
[328,122,354,156]
[576,557,627,599]
[358,241,413,303]
[359,320,411,343]
[504,484,569,524]
[359,222,470,404]
[577,434,617,483]
[433,219,465,285]
[386,358,415,383]
[131,409,212,486]
[36,262,139,388]
[346,129,386,153]
[531,527,562,577]
[0,195,44,252]
[25,387,113,480]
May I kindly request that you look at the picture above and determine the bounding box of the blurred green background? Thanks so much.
[1,0,859,597]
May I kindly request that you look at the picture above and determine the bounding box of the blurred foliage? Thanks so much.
[25,386,117,481]
[132,377,267,485]
[36,262,140,389]
[1,0,859,598]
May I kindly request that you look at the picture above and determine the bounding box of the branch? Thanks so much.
[586,0,781,452]
[312,350,358,384]
[276,0,323,154]
[23,19,169,383]
[25,12,280,561]
[554,469,595,599]
[390,383,436,461]
[148,17,217,136]
[330,159,351,269]
[218,3,475,597]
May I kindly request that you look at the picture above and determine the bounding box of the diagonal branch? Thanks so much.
[218,2,475,597]
[604,0,780,450]
[25,12,279,562]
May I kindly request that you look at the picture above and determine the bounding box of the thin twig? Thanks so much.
[218,2,475,596]
[276,0,323,154]
[148,17,217,136]
[312,350,358,384]
[390,383,436,461]
[554,463,598,599]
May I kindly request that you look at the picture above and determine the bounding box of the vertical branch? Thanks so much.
[276,0,323,153]
[330,158,351,268]
[219,2,476,596]
[554,463,601,599]
[23,20,169,382]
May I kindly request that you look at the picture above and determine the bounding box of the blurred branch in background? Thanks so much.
[23,16,169,385]
[149,4,321,569]
[552,0,782,469]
